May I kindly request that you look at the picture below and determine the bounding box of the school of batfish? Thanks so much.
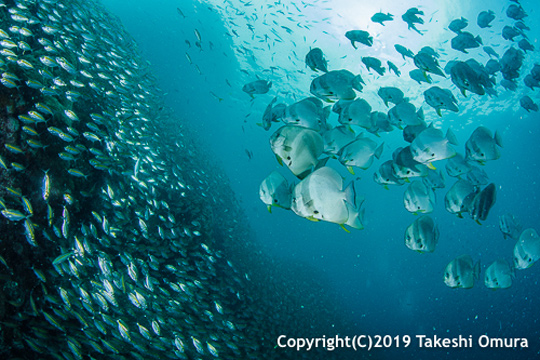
[251,1,539,290]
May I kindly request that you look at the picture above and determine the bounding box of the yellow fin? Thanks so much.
[267,205,272,213]
[339,224,351,233]
[306,216,319,222]
[347,166,355,175]
[427,162,437,170]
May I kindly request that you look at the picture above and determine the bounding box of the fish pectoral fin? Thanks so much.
[306,216,319,222]
[427,162,437,170]
[267,205,272,213]
[347,166,355,175]
[339,224,351,233]
[475,219,482,225]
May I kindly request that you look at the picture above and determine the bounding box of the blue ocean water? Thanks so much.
[101,0,540,358]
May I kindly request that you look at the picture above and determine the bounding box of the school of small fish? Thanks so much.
[250,1,538,290]
[0,0,339,359]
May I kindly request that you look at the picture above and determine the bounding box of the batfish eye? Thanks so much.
[314,210,319,214]
[287,156,291,160]
[273,199,278,203]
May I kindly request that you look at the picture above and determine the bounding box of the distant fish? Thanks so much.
[448,17,468,34]
[485,260,513,289]
[520,95,538,112]
[403,122,427,143]
[394,44,415,60]
[423,86,459,116]
[499,214,523,240]
[466,183,496,224]
[483,46,499,58]
[447,60,487,96]
[402,7,424,35]
[371,12,394,26]
[269,125,324,179]
[414,51,445,77]
[451,32,482,54]
[518,38,534,53]
[242,79,272,95]
[477,10,495,28]
[338,98,373,129]
[502,26,522,41]
[514,228,540,269]
[388,102,421,128]
[260,97,285,131]
[465,166,489,186]
[345,30,373,49]
[500,79,517,91]
[387,61,400,77]
[373,160,405,189]
[283,97,328,131]
[422,169,445,189]
[523,75,540,90]
[310,70,362,102]
[305,48,328,73]
[499,47,524,81]
[485,59,501,75]
[444,179,475,217]
[506,4,528,20]
[337,135,383,174]
[444,254,481,289]
[465,126,503,164]
[410,124,458,167]
[403,180,435,214]
[392,146,429,180]
[362,57,385,76]
[323,125,356,156]
[404,215,439,253]
[409,69,432,84]
[378,86,405,107]
[259,171,292,212]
